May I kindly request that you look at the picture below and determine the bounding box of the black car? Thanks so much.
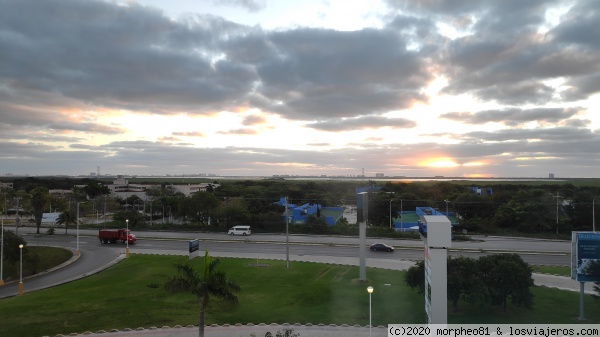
[369,243,394,252]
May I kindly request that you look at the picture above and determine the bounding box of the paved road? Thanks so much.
[0,228,595,337]
[0,233,122,298]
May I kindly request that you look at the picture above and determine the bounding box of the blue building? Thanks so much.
[391,206,459,232]
[275,197,343,226]
[469,186,493,196]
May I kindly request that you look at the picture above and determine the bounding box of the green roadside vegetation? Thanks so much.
[531,265,572,277]
[0,254,599,337]
[1,246,73,281]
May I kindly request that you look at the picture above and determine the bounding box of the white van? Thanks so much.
[228,225,251,236]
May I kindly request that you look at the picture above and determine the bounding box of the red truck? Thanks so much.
[98,229,136,244]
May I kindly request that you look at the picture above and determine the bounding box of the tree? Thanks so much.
[30,187,49,234]
[113,210,144,228]
[56,210,76,235]
[447,256,484,311]
[83,182,110,199]
[164,250,240,337]
[404,260,425,294]
[1,229,26,264]
[585,260,600,299]
[477,254,534,312]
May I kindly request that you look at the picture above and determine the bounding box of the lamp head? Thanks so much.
[367,286,373,294]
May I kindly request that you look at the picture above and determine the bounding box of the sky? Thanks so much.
[1,0,599,178]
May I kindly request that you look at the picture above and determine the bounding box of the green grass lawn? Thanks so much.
[0,254,599,337]
[532,265,572,277]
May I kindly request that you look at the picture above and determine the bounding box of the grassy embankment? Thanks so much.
[0,254,599,337]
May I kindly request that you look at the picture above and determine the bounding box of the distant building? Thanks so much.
[275,197,343,226]
[107,175,154,201]
[392,206,459,232]
[169,183,220,196]
[549,173,555,179]
[49,189,72,197]
[469,186,493,196]
[0,182,13,190]
[375,173,384,178]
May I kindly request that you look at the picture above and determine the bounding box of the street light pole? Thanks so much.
[444,200,449,215]
[125,219,130,258]
[15,197,21,236]
[367,286,373,337]
[554,193,560,235]
[0,219,4,286]
[76,202,83,255]
[285,197,289,269]
[18,244,23,295]
[400,199,403,231]
[389,199,392,229]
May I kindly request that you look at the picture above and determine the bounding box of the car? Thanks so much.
[228,225,251,235]
[369,243,394,252]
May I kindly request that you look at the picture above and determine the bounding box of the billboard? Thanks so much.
[572,232,600,282]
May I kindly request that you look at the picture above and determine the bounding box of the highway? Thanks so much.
[0,227,574,299]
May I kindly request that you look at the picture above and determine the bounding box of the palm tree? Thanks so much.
[164,250,240,337]
[56,210,76,235]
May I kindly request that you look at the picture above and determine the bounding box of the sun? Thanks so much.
[418,157,460,168]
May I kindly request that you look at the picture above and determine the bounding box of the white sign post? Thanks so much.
[571,231,600,321]
[420,215,451,324]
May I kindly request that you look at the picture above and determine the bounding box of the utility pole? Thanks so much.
[554,193,560,235]
[15,197,22,236]
[285,197,289,269]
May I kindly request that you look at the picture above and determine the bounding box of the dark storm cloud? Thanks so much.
[0,0,430,128]
[246,27,432,119]
[47,122,125,134]
[0,0,255,115]
[549,0,600,50]
[441,108,581,126]
[0,0,598,177]
[307,116,416,132]
[386,0,600,105]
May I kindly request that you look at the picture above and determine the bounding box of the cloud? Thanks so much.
[242,114,268,126]
[217,128,258,135]
[211,0,266,12]
[0,0,598,178]
[307,115,417,131]
[440,108,581,126]
[172,131,205,137]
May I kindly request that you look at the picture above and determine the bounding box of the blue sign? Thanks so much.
[575,232,600,282]
[188,239,200,253]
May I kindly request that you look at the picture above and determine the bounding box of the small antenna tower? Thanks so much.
[97,166,100,177]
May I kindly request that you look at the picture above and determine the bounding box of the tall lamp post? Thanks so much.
[125,219,130,258]
[389,199,393,229]
[367,286,373,337]
[0,219,4,286]
[76,202,84,255]
[593,199,595,232]
[285,197,289,269]
[554,193,561,235]
[18,244,24,295]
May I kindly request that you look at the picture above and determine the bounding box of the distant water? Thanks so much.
[143,176,567,182]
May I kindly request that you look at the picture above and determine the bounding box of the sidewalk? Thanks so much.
[66,324,388,337]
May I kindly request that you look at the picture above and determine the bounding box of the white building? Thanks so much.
[168,183,220,197]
